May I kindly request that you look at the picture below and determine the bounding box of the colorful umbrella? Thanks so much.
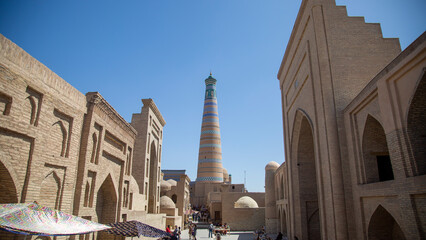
[105,220,171,238]
[0,202,111,236]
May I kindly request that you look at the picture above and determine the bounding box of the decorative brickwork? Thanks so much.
[273,0,426,239]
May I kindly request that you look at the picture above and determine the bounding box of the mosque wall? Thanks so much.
[221,192,265,231]
[273,0,426,239]
[0,33,170,239]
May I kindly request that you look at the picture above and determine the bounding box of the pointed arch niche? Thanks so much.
[362,115,394,183]
[39,171,61,209]
[0,160,18,203]
[96,174,117,240]
[407,71,426,176]
[368,205,406,240]
[291,111,320,240]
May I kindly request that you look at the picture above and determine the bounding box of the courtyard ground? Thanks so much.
[179,228,286,240]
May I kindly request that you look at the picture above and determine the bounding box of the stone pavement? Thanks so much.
[180,228,256,240]
[178,229,288,240]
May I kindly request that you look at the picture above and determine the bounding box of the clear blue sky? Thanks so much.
[1,0,424,192]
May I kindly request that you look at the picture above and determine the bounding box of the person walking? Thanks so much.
[189,224,193,240]
[208,222,214,238]
[192,223,197,240]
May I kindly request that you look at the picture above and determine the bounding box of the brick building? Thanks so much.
[265,0,426,240]
[0,34,174,239]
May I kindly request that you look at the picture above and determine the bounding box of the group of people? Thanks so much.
[188,222,198,240]
[166,225,182,240]
[208,222,230,239]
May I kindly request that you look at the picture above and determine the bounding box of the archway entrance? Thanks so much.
[96,175,117,240]
[282,209,287,237]
[0,161,18,240]
[368,205,406,240]
[0,161,18,204]
[292,114,320,240]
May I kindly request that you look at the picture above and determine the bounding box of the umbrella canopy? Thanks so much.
[0,202,111,236]
[105,220,171,238]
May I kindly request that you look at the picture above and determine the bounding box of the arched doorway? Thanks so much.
[0,161,18,203]
[292,112,320,240]
[0,161,18,240]
[96,175,117,240]
[362,115,393,183]
[277,209,281,233]
[368,205,406,240]
[148,141,157,213]
[407,71,426,175]
[282,209,287,237]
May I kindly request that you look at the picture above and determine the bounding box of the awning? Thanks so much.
[105,220,170,238]
[0,202,111,236]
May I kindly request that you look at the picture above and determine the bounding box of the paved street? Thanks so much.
[180,229,256,240]
[178,228,287,240]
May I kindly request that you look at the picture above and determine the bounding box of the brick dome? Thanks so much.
[265,161,280,170]
[234,196,259,208]
[160,196,176,209]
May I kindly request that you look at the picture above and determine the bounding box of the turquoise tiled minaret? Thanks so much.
[196,73,224,182]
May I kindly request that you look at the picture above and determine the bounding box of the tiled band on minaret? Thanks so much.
[196,73,224,182]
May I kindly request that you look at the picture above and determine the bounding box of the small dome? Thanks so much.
[265,161,280,170]
[161,180,171,191]
[234,196,258,208]
[160,196,176,209]
[167,179,177,187]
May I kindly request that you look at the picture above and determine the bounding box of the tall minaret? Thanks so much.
[196,73,224,182]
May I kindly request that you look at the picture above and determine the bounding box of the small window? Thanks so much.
[377,156,394,181]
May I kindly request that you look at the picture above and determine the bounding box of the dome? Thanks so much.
[160,196,176,209]
[265,161,280,170]
[234,196,259,208]
[161,180,171,191]
[167,179,177,187]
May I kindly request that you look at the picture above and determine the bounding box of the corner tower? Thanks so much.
[196,73,224,182]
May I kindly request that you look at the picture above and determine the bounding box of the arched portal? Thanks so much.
[0,161,18,203]
[96,175,117,240]
[368,205,406,240]
[362,115,393,183]
[148,141,157,213]
[292,112,320,240]
[407,71,426,175]
[277,209,281,233]
[282,209,288,236]
[0,161,18,240]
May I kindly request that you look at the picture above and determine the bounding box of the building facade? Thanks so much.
[0,34,174,240]
[267,0,426,240]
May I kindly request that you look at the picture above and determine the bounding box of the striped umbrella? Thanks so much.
[105,220,171,238]
[0,202,111,236]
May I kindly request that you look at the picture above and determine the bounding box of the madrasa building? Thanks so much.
[264,0,426,240]
[0,34,186,239]
[189,74,266,230]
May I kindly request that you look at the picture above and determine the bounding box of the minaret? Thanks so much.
[196,73,224,182]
